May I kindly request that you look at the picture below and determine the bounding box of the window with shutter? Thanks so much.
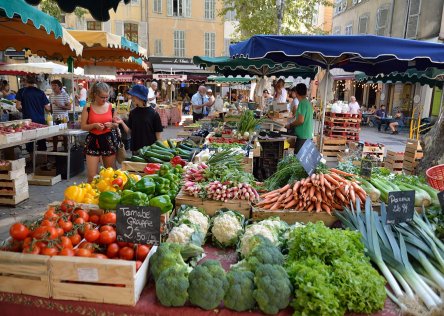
[345,23,353,35]
[76,17,86,30]
[124,23,138,43]
[139,22,148,49]
[167,0,173,16]
[224,38,231,56]
[168,0,191,17]
[87,21,102,31]
[115,21,124,36]
[358,14,368,34]
[334,0,347,16]
[184,0,191,17]
[174,30,185,57]
[205,32,215,57]
[155,39,163,56]
[376,6,389,36]
[153,0,162,13]
[205,0,215,19]
[406,0,421,39]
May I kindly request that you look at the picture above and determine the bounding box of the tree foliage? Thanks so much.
[220,0,332,40]
[40,0,86,22]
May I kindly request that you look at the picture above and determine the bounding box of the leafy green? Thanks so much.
[265,155,307,191]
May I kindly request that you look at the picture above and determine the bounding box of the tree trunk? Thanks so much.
[417,111,444,175]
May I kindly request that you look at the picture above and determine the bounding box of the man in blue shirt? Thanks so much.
[191,86,211,122]
[16,76,50,152]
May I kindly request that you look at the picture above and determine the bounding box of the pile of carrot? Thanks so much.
[255,169,367,214]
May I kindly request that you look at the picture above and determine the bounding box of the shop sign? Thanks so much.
[296,140,322,176]
[116,205,160,245]
[149,57,192,64]
[153,74,187,81]
[84,65,116,76]
[386,190,415,224]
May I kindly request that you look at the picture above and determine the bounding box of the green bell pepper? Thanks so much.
[134,177,156,195]
[120,190,150,206]
[98,191,121,210]
[123,173,137,191]
[153,177,171,195]
[159,163,172,176]
[173,165,184,174]
[149,195,173,214]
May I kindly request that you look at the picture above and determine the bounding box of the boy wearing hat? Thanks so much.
[115,84,163,152]
[77,83,87,107]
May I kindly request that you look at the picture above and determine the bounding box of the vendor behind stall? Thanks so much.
[191,86,211,122]
[285,83,313,154]
[16,75,51,152]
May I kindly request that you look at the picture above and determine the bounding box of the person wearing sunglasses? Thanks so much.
[81,82,120,182]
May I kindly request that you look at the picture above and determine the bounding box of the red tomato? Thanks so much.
[117,241,128,247]
[58,236,73,249]
[106,243,120,258]
[35,240,48,249]
[44,208,59,221]
[60,200,75,213]
[40,246,58,256]
[59,248,75,256]
[90,253,108,259]
[75,248,92,257]
[100,212,116,225]
[55,227,65,237]
[78,223,92,236]
[99,230,116,245]
[119,247,134,260]
[84,229,100,243]
[112,178,123,188]
[41,219,56,227]
[135,260,143,271]
[58,219,73,232]
[79,241,96,252]
[33,226,58,240]
[99,225,114,232]
[73,217,85,225]
[89,214,100,224]
[73,209,89,222]
[69,233,81,246]
[22,244,40,254]
[9,223,29,241]
[136,245,151,262]
[22,237,33,248]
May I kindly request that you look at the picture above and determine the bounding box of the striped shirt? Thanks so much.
[50,91,70,117]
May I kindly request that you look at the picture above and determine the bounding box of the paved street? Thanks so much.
[0,123,409,241]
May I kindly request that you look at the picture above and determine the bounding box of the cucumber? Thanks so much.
[151,144,175,154]
[177,148,192,156]
[144,151,171,161]
[155,141,170,149]
[146,156,165,163]
[178,144,194,151]
[149,149,174,159]
[179,154,191,160]
[130,155,146,163]
[167,139,176,149]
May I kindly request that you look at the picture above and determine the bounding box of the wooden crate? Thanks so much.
[0,132,22,145]
[0,174,29,204]
[121,161,146,173]
[243,152,254,173]
[252,206,339,226]
[50,246,156,306]
[0,158,26,171]
[175,189,251,218]
[403,139,423,175]
[0,167,26,180]
[0,190,29,205]
[362,145,385,161]
[176,131,193,138]
[319,137,347,162]
[28,174,62,186]
[385,151,404,173]
[0,251,51,298]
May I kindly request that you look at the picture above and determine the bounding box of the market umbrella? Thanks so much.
[207,76,252,84]
[355,68,444,88]
[193,56,317,79]
[24,0,130,22]
[230,35,444,149]
[0,61,84,76]
[75,57,148,72]
[68,30,147,61]
[0,0,83,60]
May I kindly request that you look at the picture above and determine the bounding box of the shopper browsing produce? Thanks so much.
[191,86,211,122]
[81,82,119,182]
[115,84,163,153]
[285,83,313,154]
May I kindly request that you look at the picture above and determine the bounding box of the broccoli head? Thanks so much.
[253,264,292,315]
[224,269,256,312]
[150,242,187,281]
[188,260,229,310]
[156,265,190,307]
[246,239,284,269]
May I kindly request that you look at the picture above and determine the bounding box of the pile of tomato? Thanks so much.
[3,200,152,271]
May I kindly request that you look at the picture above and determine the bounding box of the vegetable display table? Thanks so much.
[0,246,399,316]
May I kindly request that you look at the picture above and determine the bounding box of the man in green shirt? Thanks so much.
[285,83,313,154]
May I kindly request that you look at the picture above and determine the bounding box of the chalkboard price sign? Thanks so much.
[438,190,444,214]
[116,205,161,245]
[386,190,415,225]
[360,159,372,179]
[296,140,322,176]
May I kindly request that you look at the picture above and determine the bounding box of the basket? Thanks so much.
[426,164,444,190]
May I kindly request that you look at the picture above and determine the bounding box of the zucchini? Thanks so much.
[167,139,176,149]
[146,156,165,163]
[178,144,194,151]
[151,144,175,153]
[144,151,171,161]
[130,155,146,163]
[155,141,170,149]
[177,148,192,156]
[179,154,191,160]
[149,149,174,159]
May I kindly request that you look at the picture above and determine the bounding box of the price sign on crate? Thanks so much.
[438,191,444,214]
[386,190,415,225]
[360,159,372,179]
[116,205,160,245]
[296,140,322,176]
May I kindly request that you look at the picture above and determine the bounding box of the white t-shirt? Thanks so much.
[275,88,287,103]
[290,98,299,113]
[349,101,360,114]
[148,87,157,104]
[79,88,87,101]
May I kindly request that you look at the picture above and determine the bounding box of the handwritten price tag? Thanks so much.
[386,190,415,225]
[296,140,322,176]
[116,205,161,245]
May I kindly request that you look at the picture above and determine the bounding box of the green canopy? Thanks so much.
[207,76,252,84]
[355,68,444,88]
[193,56,317,79]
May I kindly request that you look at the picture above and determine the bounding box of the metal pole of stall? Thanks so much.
[319,65,331,152]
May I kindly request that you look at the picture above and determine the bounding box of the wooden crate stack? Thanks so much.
[0,158,29,206]
[319,137,347,162]
[323,112,362,142]
[385,150,404,174]
[403,139,423,175]
[362,144,385,162]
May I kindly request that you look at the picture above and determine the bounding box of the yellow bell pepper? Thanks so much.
[96,179,110,192]
[100,167,115,179]
[64,186,86,203]
[129,174,141,182]
[163,140,169,147]
[114,170,128,185]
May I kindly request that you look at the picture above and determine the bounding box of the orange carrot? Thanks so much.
[293,181,301,193]
[316,191,322,202]
[324,174,339,187]
[315,202,322,213]
[285,188,293,199]
[278,184,290,194]
[306,204,314,212]
[309,186,316,198]
[270,201,281,211]
[335,189,346,202]
[321,203,332,215]
[320,173,325,187]
[284,199,298,209]
[330,173,346,184]
[330,168,356,177]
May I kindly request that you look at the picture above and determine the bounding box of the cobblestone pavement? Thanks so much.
[0,122,410,241]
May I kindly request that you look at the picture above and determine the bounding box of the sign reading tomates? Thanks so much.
[116,205,160,245]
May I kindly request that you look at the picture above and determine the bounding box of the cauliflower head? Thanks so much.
[179,208,210,236]
[188,260,228,310]
[166,224,195,244]
[156,265,190,307]
[224,270,256,312]
[239,224,277,257]
[211,211,244,248]
[253,264,292,315]
[150,242,187,281]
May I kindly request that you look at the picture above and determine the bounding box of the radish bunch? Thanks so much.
[205,181,259,203]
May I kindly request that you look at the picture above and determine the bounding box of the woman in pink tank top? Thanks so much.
[81,82,120,182]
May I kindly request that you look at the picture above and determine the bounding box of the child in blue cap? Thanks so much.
[115,84,163,152]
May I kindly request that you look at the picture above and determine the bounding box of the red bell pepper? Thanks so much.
[144,163,161,175]
[171,156,186,167]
